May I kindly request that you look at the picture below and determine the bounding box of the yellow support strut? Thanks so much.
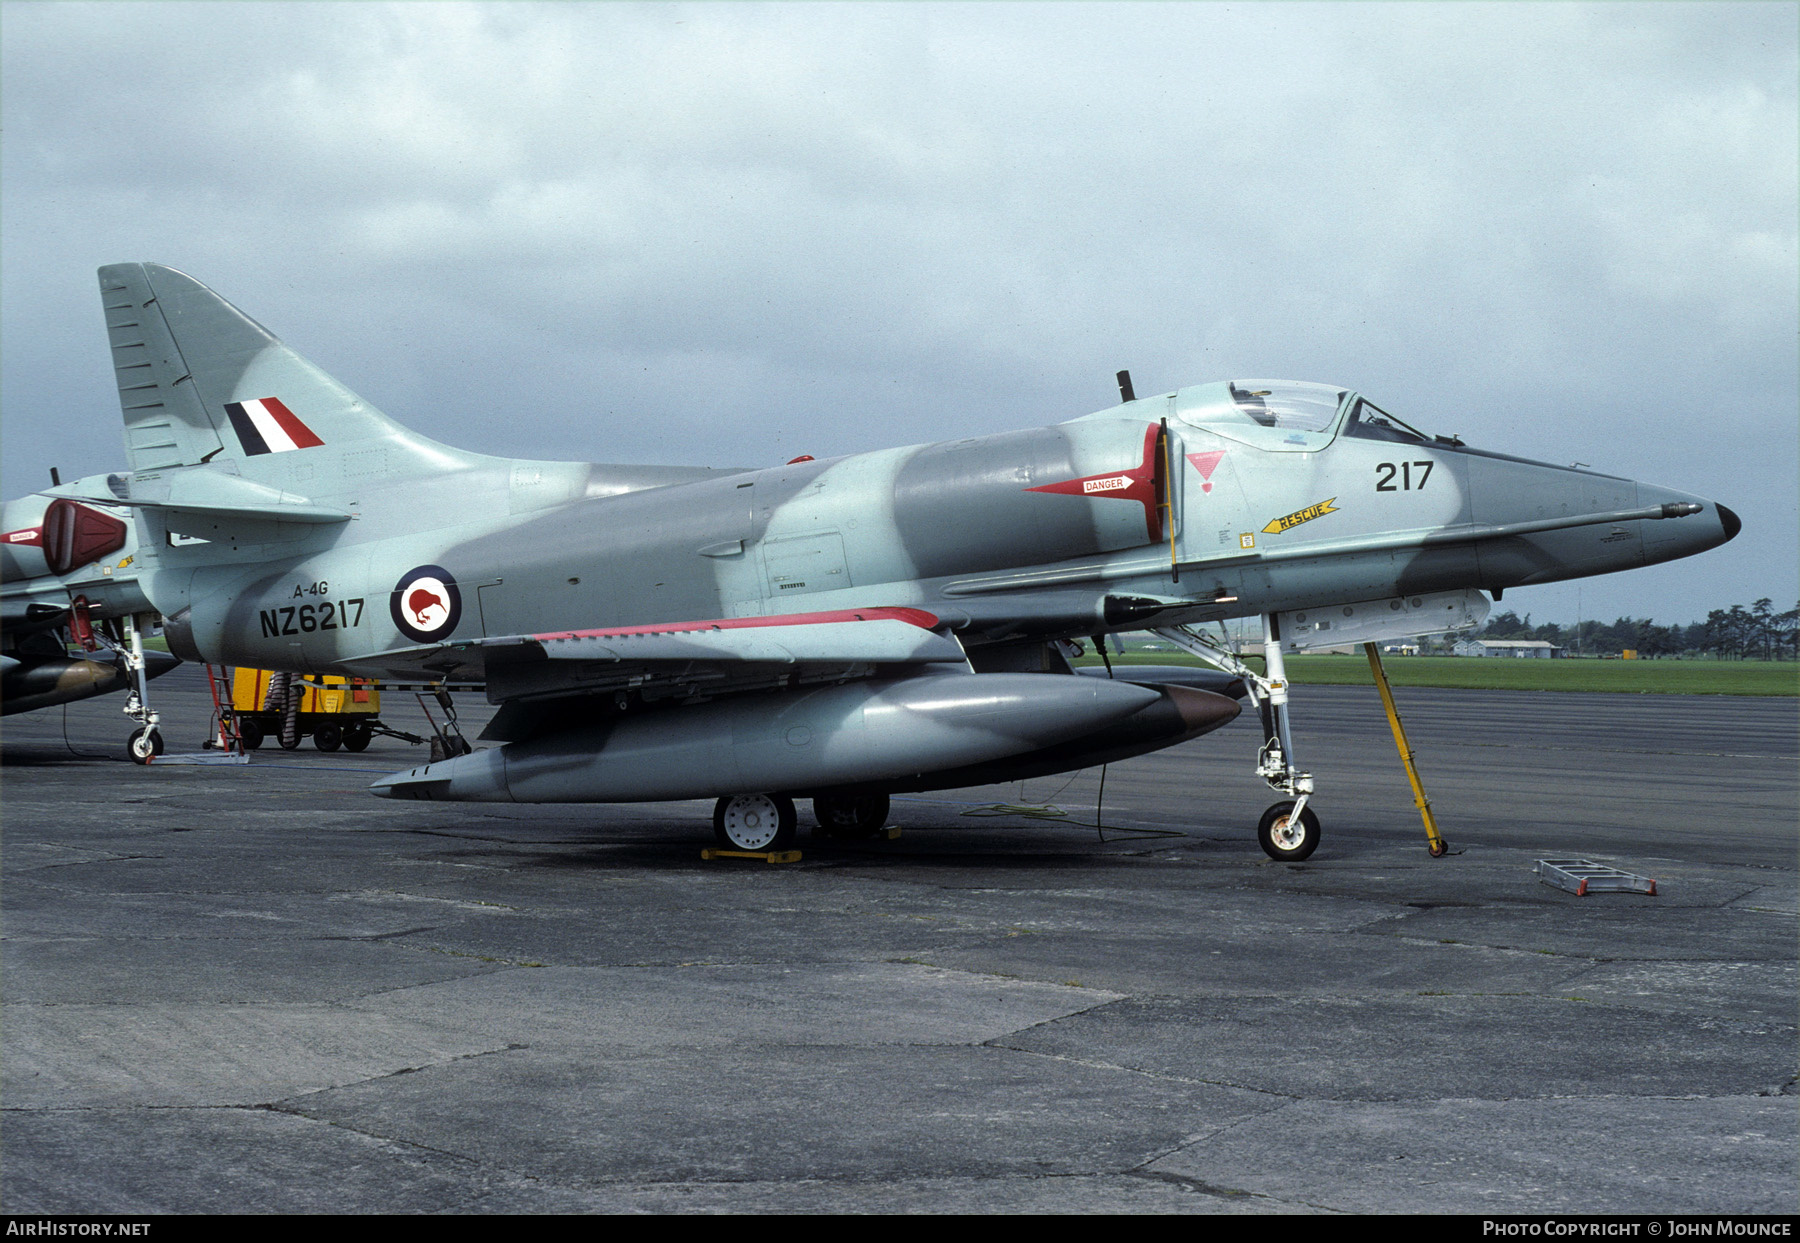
[1363,642,1449,857]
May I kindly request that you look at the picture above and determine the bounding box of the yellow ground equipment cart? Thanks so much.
[227,669,383,752]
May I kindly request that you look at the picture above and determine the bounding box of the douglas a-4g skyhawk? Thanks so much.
[2,475,178,751]
[79,263,1737,858]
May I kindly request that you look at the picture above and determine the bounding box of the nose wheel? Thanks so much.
[127,725,164,764]
[1258,800,1319,862]
[713,794,798,852]
[120,614,164,764]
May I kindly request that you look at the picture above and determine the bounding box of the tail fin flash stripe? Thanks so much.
[223,402,272,455]
[224,398,323,455]
[260,398,325,449]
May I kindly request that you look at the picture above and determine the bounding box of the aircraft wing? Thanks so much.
[335,606,967,705]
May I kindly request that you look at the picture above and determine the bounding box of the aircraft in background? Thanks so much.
[76,263,1737,857]
[2,481,179,757]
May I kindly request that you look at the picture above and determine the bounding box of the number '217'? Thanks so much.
[1375,461,1433,491]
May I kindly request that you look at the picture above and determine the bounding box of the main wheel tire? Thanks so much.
[237,718,265,750]
[713,794,798,852]
[314,724,343,752]
[813,793,890,839]
[343,722,372,752]
[127,727,164,764]
[1258,801,1320,862]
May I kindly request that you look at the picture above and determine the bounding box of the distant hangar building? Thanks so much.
[1453,639,1564,658]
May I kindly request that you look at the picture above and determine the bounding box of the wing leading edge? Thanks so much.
[336,607,967,703]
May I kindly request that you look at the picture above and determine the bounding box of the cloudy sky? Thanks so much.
[4,1,1794,625]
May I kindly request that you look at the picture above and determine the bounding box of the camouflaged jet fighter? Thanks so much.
[2,480,179,754]
[86,263,1737,858]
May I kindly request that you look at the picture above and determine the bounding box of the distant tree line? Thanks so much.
[1472,599,1800,660]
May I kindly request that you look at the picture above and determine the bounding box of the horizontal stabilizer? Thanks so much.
[74,467,349,538]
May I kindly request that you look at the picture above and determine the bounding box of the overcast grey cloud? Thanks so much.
[3,1,1794,624]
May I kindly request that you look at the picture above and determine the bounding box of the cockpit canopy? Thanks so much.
[1173,379,1444,452]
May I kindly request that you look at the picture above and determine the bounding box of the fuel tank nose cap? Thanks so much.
[1717,504,1742,542]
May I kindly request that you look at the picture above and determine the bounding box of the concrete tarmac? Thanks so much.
[3,667,1795,1214]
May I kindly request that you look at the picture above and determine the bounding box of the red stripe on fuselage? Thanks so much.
[532,606,942,643]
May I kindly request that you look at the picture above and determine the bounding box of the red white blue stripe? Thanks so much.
[224,397,323,455]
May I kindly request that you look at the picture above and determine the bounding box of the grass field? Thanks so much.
[1084,652,1800,696]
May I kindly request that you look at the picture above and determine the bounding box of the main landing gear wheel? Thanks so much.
[127,726,164,765]
[713,794,798,852]
[812,793,889,840]
[1258,801,1320,862]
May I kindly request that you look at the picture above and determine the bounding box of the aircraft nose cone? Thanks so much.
[1638,486,1739,569]
[1717,503,1742,542]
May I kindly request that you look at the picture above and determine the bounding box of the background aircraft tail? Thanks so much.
[99,263,485,480]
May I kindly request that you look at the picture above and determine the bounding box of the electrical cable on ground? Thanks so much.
[957,765,1187,841]
[59,701,116,760]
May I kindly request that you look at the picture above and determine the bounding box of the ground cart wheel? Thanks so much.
[237,718,265,750]
[314,724,343,752]
[343,722,372,752]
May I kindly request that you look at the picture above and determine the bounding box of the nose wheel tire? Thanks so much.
[813,793,890,839]
[127,727,164,765]
[714,794,798,852]
[1258,801,1320,862]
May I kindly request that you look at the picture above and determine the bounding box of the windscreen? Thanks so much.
[1173,380,1349,451]
[1342,398,1436,444]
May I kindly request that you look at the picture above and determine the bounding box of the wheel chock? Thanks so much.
[701,848,803,864]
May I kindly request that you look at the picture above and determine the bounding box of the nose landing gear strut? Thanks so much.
[1155,614,1316,861]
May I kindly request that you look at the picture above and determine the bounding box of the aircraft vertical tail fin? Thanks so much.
[98,263,480,480]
